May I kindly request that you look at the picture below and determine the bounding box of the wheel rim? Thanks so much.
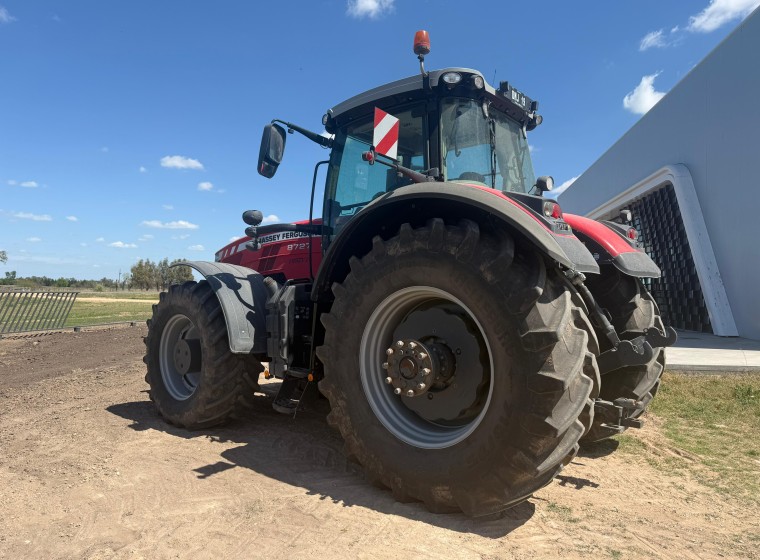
[159,314,202,400]
[360,286,494,449]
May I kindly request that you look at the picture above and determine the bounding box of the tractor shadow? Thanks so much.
[108,382,534,538]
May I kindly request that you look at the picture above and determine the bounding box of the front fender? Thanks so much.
[563,214,661,278]
[174,261,270,354]
[313,182,599,299]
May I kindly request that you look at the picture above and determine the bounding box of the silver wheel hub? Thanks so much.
[159,314,202,401]
[360,286,494,449]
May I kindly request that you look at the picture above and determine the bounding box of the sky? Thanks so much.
[1,0,757,279]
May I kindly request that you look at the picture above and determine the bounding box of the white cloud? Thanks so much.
[95,237,105,242]
[347,0,394,19]
[623,73,666,115]
[66,215,78,222]
[688,0,760,32]
[162,204,174,210]
[109,241,137,248]
[101,146,109,153]
[7,179,17,185]
[138,234,154,242]
[139,166,148,173]
[141,219,199,229]
[80,242,88,247]
[261,214,280,225]
[0,6,15,23]
[197,181,214,191]
[639,29,667,51]
[13,212,52,221]
[12,254,88,266]
[20,181,38,188]
[26,237,42,242]
[160,155,204,170]
[549,176,579,199]
[229,236,240,242]
[172,234,191,240]
[188,244,205,252]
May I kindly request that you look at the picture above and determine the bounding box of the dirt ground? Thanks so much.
[0,327,757,559]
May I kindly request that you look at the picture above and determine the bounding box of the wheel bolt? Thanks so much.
[417,352,427,360]
[394,388,402,395]
[408,342,417,349]
[417,383,426,390]
[422,368,431,376]
[386,348,394,356]
[385,377,393,385]
[396,340,404,348]
[382,362,389,369]
[406,389,415,397]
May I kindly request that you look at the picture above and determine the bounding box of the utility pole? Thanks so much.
[118,269,121,291]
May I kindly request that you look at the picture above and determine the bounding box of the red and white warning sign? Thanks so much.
[373,107,399,160]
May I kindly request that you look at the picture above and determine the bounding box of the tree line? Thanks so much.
[129,258,193,291]
[0,253,193,291]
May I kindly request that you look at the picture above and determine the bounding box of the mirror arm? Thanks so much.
[272,119,333,148]
[361,149,439,183]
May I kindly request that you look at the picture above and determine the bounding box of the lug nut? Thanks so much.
[417,352,427,360]
[406,389,415,397]
[382,362,389,369]
[386,348,394,356]
[385,377,393,385]
[396,340,404,348]
[417,383,426,390]
[421,368,431,376]
[408,342,417,349]
[394,388,402,395]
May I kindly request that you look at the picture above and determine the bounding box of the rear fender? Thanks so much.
[563,214,661,278]
[313,182,600,299]
[174,261,270,354]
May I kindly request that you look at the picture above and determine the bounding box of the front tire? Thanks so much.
[316,220,597,516]
[143,281,262,429]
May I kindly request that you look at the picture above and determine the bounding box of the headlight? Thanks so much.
[442,72,462,86]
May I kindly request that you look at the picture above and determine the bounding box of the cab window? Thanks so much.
[326,105,427,233]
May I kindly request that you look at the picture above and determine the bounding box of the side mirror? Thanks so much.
[257,123,286,178]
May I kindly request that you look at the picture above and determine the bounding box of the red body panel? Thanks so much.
[218,220,322,282]
[563,213,637,257]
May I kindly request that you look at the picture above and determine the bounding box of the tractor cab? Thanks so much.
[321,68,541,235]
[255,33,548,249]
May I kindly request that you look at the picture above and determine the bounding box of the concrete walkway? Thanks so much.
[666,330,760,372]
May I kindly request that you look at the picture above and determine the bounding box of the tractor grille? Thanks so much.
[629,185,712,333]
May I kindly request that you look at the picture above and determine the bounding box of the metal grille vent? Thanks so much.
[630,185,712,333]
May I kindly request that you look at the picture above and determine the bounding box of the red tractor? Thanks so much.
[144,32,676,516]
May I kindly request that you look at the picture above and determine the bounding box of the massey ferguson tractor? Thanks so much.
[144,31,676,516]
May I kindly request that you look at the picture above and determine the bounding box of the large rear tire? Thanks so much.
[316,220,598,516]
[143,281,262,429]
[582,265,666,443]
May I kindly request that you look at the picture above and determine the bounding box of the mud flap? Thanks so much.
[173,261,270,354]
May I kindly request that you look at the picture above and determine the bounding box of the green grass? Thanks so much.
[625,372,760,503]
[546,501,580,523]
[64,297,157,326]
[77,291,161,300]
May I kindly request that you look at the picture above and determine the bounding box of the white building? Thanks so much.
[559,8,760,340]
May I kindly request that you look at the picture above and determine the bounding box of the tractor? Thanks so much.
[144,31,677,516]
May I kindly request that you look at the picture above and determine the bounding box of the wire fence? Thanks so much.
[0,289,80,334]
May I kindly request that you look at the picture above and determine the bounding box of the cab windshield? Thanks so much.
[441,98,535,193]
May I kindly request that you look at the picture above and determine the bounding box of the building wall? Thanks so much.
[559,9,760,340]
